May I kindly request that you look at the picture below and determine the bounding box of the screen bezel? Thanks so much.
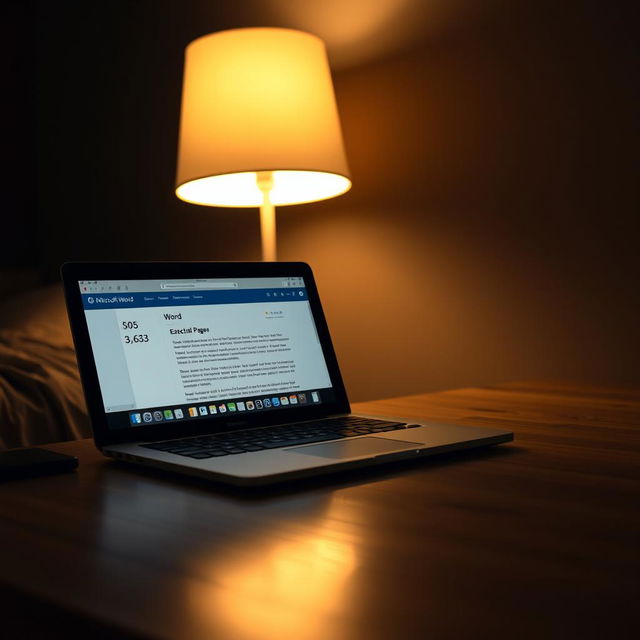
[61,261,350,449]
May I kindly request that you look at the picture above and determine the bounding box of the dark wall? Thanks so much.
[30,1,262,277]
[7,0,639,400]
[5,2,37,266]
[278,1,640,399]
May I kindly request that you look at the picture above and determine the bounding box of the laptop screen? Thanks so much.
[77,276,336,430]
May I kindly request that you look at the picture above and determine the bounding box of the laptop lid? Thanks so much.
[62,262,350,449]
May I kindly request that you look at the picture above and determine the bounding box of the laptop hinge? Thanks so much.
[119,413,355,446]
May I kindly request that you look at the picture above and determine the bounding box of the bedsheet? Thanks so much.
[0,284,90,449]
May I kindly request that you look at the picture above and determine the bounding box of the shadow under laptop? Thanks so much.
[105,443,522,501]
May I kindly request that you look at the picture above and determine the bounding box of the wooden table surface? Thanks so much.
[0,381,638,639]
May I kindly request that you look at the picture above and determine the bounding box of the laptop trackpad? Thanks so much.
[288,436,422,459]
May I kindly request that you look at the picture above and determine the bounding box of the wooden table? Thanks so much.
[1,382,638,639]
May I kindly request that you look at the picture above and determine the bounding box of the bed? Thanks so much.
[0,280,90,450]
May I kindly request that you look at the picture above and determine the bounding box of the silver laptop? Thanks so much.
[62,261,512,486]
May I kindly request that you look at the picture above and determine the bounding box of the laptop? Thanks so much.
[62,262,513,486]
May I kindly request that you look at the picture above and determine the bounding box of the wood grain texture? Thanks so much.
[0,381,638,639]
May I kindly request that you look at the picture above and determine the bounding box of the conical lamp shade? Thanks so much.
[175,27,351,207]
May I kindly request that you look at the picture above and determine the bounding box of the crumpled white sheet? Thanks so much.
[0,284,90,449]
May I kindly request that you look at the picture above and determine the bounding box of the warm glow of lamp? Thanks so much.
[175,28,351,260]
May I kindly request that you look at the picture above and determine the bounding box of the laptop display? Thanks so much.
[77,275,337,431]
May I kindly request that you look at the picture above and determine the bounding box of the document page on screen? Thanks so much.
[79,277,333,428]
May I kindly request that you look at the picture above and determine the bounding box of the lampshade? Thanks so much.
[175,28,351,207]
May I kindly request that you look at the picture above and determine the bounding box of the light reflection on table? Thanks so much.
[188,496,359,640]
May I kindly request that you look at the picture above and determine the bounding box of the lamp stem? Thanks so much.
[257,171,276,261]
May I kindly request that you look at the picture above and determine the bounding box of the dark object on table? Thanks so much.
[0,447,78,480]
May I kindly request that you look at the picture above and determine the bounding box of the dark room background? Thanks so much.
[5,0,639,401]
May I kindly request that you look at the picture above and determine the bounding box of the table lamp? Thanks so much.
[175,27,351,261]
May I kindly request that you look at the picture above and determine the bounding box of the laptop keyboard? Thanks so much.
[141,417,419,459]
